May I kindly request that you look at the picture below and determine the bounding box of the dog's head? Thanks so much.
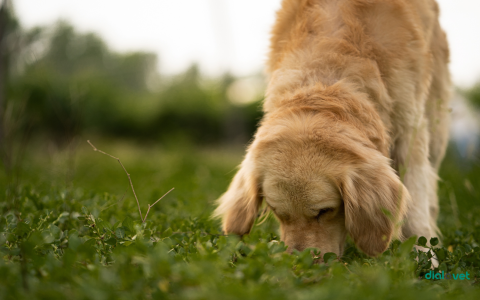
[214,108,409,257]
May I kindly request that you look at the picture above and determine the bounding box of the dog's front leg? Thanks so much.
[393,119,440,243]
[393,120,440,267]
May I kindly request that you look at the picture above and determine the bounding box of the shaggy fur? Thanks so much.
[214,0,451,257]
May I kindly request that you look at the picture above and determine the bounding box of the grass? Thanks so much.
[1,138,480,299]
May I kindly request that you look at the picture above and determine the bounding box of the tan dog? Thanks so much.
[214,0,451,257]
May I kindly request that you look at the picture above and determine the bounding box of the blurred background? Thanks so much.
[0,0,480,224]
[1,0,480,150]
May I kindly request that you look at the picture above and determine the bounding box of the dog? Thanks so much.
[214,0,451,257]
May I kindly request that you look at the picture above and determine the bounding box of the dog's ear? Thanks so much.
[213,153,262,235]
[339,154,409,256]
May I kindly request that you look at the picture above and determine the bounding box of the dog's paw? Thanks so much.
[414,245,439,269]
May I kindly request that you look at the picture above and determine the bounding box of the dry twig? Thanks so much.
[87,140,174,223]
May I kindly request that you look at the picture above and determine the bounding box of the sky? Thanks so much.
[13,0,480,87]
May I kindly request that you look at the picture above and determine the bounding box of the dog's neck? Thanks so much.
[262,67,391,156]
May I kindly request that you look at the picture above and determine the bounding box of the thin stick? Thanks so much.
[88,140,144,220]
[143,187,174,222]
[87,140,174,222]
[343,263,353,274]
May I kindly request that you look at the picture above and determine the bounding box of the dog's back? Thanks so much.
[266,0,450,155]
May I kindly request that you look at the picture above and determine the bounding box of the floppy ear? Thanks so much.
[213,153,262,235]
[340,154,410,256]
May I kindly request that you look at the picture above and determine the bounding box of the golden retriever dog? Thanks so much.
[214,0,451,257]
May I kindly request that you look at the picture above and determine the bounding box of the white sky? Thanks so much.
[13,0,480,87]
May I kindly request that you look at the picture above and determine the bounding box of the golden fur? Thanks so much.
[214,0,451,257]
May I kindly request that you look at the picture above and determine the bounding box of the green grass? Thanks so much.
[1,139,480,299]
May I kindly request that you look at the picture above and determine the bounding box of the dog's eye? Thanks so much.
[316,208,334,220]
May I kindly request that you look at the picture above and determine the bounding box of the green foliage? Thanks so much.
[1,142,480,299]
[413,236,480,279]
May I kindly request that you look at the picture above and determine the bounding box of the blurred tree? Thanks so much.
[2,15,263,146]
[0,0,21,170]
[8,21,159,143]
[153,66,263,145]
[153,64,228,143]
[0,1,7,150]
